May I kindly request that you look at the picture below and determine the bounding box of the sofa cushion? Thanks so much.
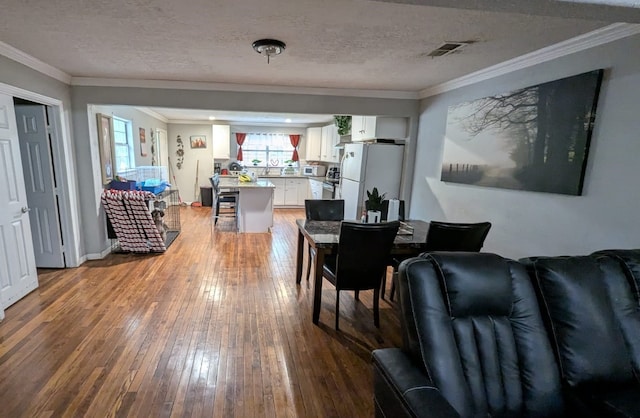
[523,256,634,387]
[398,252,563,417]
[592,250,640,378]
[573,383,640,418]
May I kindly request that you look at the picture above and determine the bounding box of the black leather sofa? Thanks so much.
[372,250,640,418]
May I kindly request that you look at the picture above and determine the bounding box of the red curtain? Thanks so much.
[236,133,246,161]
[289,134,301,162]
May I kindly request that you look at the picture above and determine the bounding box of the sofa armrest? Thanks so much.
[372,348,460,418]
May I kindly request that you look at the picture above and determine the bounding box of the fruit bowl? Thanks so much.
[238,173,254,182]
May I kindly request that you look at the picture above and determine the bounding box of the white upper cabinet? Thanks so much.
[305,127,322,161]
[320,124,340,163]
[212,124,231,159]
[351,116,408,142]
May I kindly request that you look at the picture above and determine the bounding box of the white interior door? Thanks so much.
[15,104,65,268]
[0,94,38,309]
[156,129,169,176]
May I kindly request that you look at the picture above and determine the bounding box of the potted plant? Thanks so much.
[365,187,385,223]
[333,115,352,136]
[282,160,296,175]
[251,158,262,166]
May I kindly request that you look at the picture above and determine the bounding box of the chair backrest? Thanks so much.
[523,252,640,389]
[380,199,405,221]
[424,221,491,252]
[398,252,563,417]
[210,174,221,195]
[305,199,344,221]
[333,221,399,291]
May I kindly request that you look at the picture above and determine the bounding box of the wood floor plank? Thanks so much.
[0,207,404,417]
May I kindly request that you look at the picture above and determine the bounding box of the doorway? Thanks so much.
[0,82,79,314]
[15,99,66,268]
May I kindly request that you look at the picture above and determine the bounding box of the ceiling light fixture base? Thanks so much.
[252,39,286,64]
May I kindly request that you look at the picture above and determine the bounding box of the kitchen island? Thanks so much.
[219,178,275,233]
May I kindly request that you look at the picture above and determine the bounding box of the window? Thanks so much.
[241,133,297,167]
[113,117,134,172]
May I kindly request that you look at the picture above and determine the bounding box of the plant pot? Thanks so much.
[367,210,381,224]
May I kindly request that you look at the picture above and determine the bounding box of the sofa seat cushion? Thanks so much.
[573,383,640,418]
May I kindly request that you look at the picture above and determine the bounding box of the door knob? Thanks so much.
[21,207,30,213]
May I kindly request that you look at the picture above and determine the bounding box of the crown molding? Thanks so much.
[166,119,310,127]
[0,81,63,106]
[71,77,419,100]
[0,41,72,84]
[418,23,640,99]
[134,107,169,123]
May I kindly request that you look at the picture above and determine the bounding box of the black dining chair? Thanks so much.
[304,199,345,282]
[379,199,405,299]
[423,220,492,252]
[321,220,400,330]
[386,220,492,301]
[210,174,239,230]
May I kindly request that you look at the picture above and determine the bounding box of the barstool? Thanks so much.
[210,174,239,231]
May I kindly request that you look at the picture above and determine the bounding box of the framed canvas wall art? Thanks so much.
[441,69,604,195]
[96,113,115,184]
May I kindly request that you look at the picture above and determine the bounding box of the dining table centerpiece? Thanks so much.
[365,187,385,223]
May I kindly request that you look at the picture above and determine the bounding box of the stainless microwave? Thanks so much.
[302,165,327,176]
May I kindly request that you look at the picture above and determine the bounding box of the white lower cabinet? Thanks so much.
[271,177,309,207]
[270,178,286,206]
[309,178,323,200]
[294,178,310,204]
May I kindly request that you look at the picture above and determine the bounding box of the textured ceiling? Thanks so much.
[1,0,619,91]
[1,0,637,123]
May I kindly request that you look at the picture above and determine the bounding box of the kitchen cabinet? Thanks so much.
[351,116,407,142]
[320,124,340,163]
[270,178,286,206]
[271,177,309,207]
[305,127,322,161]
[212,124,231,159]
[309,178,323,200]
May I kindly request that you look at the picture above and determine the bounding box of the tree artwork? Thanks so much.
[441,69,603,195]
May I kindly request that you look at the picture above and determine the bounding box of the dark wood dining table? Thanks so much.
[295,219,430,324]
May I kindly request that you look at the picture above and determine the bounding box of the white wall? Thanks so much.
[166,123,214,203]
[412,33,640,259]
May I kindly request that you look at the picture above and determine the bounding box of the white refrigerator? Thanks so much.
[339,142,404,220]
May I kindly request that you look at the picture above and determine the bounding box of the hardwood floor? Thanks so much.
[0,207,403,418]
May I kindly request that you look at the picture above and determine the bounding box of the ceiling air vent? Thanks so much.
[427,41,471,58]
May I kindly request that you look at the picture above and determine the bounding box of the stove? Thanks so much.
[322,180,338,199]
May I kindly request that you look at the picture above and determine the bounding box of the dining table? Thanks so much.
[295,219,430,324]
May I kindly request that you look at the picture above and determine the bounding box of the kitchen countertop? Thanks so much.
[219,178,275,188]
[220,174,321,179]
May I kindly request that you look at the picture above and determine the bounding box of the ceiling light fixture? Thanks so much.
[252,39,286,64]
[208,116,216,120]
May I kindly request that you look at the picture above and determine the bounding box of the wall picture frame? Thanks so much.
[139,127,147,157]
[190,135,206,149]
[96,113,115,184]
[441,69,604,195]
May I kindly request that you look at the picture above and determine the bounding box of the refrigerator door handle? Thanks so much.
[338,151,348,196]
